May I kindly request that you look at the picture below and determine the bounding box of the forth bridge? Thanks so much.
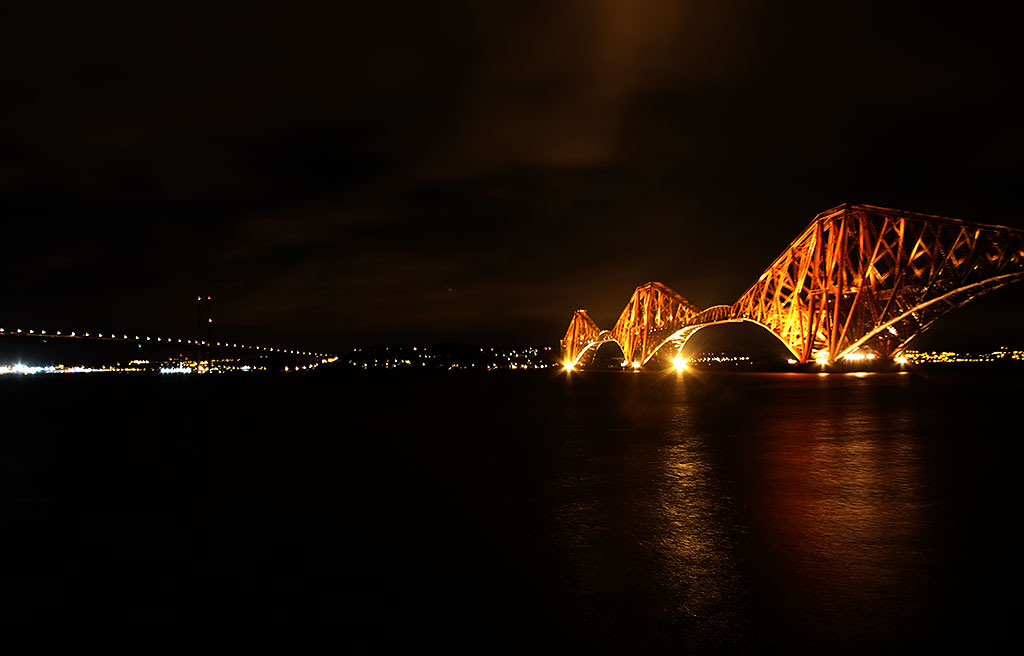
[560,204,1024,368]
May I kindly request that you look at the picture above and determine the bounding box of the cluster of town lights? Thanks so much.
[2,356,339,376]
[813,350,882,365]
[345,346,554,370]
[1,364,104,375]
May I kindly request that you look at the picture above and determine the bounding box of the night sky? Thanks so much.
[5,2,1023,350]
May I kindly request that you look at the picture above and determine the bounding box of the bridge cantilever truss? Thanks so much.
[561,204,1024,367]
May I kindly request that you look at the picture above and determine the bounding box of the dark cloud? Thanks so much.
[3,1,1023,348]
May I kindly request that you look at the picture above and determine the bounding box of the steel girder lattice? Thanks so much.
[733,205,1024,362]
[559,283,702,367]
[560,310,603,367]
[561,204,1024,367]
[610,282,700,365]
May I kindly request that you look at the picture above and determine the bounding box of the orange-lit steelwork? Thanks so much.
[561,204,1024,367]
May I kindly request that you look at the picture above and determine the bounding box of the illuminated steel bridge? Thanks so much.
[561,204,1024,368]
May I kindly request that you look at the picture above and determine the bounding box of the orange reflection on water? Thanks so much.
[733,375,933,644]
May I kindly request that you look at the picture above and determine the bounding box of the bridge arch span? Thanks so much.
[567,336,628,369]
[630,318,801,368]
[834,270,1024,359]
[665,319,802,362]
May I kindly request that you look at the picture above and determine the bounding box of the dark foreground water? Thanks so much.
[3,368,1021,652]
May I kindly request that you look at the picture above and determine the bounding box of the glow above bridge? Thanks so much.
[561,204,1024,368]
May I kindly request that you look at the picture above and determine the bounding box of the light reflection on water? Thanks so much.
[652,429,747,650]
[539,370,1016,652]
[734,375,933,648]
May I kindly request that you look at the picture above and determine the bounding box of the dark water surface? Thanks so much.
[3,369,1021,652]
